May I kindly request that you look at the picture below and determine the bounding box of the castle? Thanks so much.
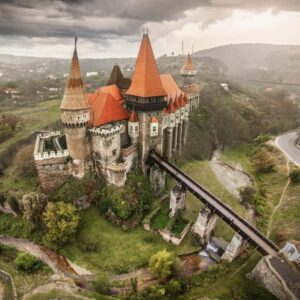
[33,33,200,192]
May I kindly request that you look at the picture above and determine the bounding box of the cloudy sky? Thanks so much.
[0,0,300,58]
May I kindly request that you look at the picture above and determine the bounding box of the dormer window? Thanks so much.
[150,116,158,137]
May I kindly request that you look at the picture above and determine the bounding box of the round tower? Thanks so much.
[60,37,90,161]
[128,108,139,144]
[181,53,197,87]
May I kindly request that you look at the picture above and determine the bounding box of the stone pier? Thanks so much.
[193,205,218,245]
[172,125,178,152]
[164,127,173,160]
[221,233,246,262]
[149,164,166,195]
[169,183,187,217]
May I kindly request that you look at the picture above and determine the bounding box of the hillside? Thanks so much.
[194,44,300,89]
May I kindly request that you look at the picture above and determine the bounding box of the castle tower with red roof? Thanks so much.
[60,37,90,163]
[126,31,167,171]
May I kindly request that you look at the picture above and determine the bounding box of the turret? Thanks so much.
[128,108,139,144]
[60,37,89,161]
[181,53,197,86]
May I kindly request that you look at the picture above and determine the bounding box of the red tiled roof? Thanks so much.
[88,92,129,126]
[174,95,180,110]
[150,116,158,123]
[182,53,195,71]
[97,84,122,102]
[129,108,138,122]
[126,34,167,98]
[61,39,88,110]
[160,74,182,100]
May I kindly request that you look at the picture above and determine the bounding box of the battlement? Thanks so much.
[34,149,69,160]
[88,123,123,137]
[39,131,61,139]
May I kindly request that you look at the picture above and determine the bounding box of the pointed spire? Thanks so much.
[178,93,185,107]
[174,94,180,110]
[126,33,167,98]
[166,96,175,114]
[182,53,195,71]
[129,107,139,122]
[60,37,88,110]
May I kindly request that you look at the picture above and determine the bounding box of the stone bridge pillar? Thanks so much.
[149,164,166,195]
[221,233,246,262]
[169,183,187,217]
[193,205,217,245]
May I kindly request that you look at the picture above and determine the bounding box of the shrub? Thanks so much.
[92,274,109,294]
[13,144,36,177]
[239,186,255,204]
[251,147,275,173]
[7,195,20,214]
[290,169,300,184]
[43,202,80,249]
[149,250,177,280]
[15,252,42,273]
[141,285,166,300]
[166,279,187,298]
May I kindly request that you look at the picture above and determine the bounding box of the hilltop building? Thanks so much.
[33,34,200,192]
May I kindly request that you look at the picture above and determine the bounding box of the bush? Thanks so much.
[13,144,36,177]
[149,250,177,280]
[165,279,188,298]
[141,285,166,300]
[239,186,255,204]
[251,147,275,173]
[43,202,80,249]
[15,252,42,273]
[290,169,300,184]
[92,274,109,294]
[7,195,20,214]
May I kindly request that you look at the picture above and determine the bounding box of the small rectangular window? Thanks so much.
[112,149,117,156]
[135,126,138,132]
[153,126,157,132]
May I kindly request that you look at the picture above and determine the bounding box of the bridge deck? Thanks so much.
[149,151,279,256]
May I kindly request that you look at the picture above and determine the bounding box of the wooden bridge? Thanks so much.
[149,151,279,256]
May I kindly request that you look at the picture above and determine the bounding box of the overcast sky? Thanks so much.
[0,0,300,58]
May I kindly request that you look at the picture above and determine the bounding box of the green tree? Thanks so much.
[239,186,255,204]
[13,144,36,177]
[149,250,177,280]
[43,202,80,248]
[251,147,275,173]
[290,169,300,184]
[21,192,48,225]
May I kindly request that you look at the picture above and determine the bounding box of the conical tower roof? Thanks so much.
[126,33,167,98]
[129,107,139,122]
[60,37,88,110]
[182,53,195,71]
[107,64,123,85]
[166,97,175,114]
[174,95,180,110]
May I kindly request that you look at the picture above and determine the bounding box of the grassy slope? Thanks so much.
[0,100,60,153]
[0,245,52,297]
[63,208,198,273]
[182,160,247,241]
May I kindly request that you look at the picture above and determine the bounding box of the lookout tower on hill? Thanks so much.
[181,53,197,86]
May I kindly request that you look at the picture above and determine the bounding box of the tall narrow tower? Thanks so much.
[181,53,197,87]
[126,32,167,171]
[60,37,90,161]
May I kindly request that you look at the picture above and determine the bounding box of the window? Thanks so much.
[153,126,157,132]
[112,149,117,156]
[130,125,133,132]
[135,126,138,132]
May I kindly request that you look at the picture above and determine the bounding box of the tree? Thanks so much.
[239,186,255,204]
[13,144,36,177]
[21,192,48,225]
[43,202,80,248]
[149,250,177,280]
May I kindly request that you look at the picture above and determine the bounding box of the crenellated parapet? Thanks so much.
[34,150,69,161]
[88,123,123,137]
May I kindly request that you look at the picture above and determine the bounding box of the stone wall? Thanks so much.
[35,156,70,192]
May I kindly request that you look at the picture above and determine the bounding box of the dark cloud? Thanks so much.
[0,0,299,42]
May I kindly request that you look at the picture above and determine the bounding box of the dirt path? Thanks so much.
[0,236,92,277]
[22,281,90,300]
[266,159,290,238]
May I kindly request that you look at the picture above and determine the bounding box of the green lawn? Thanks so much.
[63,208,198,273]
